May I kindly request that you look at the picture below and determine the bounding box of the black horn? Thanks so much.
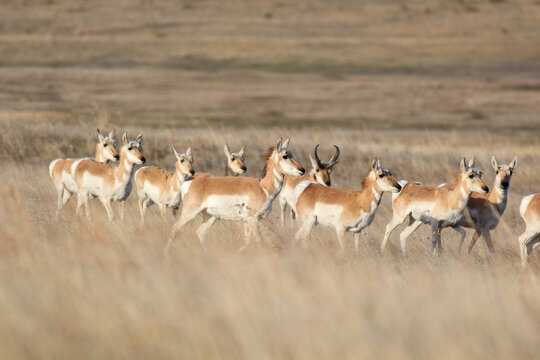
[313,144,323,168]
[329,145,340,165]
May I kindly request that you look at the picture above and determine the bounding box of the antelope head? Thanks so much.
[310,144,340,187]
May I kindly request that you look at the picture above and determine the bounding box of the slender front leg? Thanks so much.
[279,196,287,227]
[453,225,468,254]
[466,229,481,254]
[482,230,496,255]
[167,207,201,252]
[354,232,361,253]
[101,198,114,221]
[196,215,217,249]
[399,220,422,256]
[81,191,91,220]
[158,203,167,220]
[430,222,441,256]
[119,201,125,220]
[335,226,346,252]
[295,215,316,248]
[381,213,408,253]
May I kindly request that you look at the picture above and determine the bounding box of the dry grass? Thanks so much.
[2,0,540,358]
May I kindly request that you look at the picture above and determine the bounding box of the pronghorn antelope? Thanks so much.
[168,138,305,251]
[72,133,145,221]
[294,158,400,251]
[279,144,339,226]
[49,129,119,215]
[380,158,489,256]
[134,146,194,220]
[518,193,540,267]
[441,156,517,254]
[224,144,247,176]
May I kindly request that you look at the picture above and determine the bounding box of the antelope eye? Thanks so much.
[378,174,384,178]
[231,157,235,161]
[180,159,184,163]
[282,155,288,159]
[468,174,474,179]
[104,143,108,147]
[495,170,499,174]
[128,146,132,151]
[316,169,320,173]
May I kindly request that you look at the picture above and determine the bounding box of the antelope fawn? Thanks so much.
[381,158,488,256]
[49,129,118,216]
[168,138,305,251]
[134,146,194,220]
[224,144,247,176]
[72,133,145,221]
[294,158,400,251]
[279,144,339,226]
[441,156,517,254]
[518,194,540,267]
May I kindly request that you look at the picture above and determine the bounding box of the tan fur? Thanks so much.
[279,145,339,226]
[295,158,400,251]
[49,129,118,216]
[381,158,489,256]
[135,147,194,220]
[72,132,145,221]
[168,138,305,251]
[518,194,540,267]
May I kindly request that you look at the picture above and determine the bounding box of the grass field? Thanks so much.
[1,0,540,359]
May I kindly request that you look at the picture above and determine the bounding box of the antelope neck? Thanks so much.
[260,159,285,200]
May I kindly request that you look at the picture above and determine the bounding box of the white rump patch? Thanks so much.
[438,183,446,188]
[520,194,538,218]
[49,158,62,178]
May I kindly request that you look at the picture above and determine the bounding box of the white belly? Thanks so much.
[314,203,343,227]
[83,173,105,197]
[205,194,252,220]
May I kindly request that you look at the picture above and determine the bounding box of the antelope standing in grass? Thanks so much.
[294,158,400,251]
[224,144,247,176]
[134,146,194,220]
[441,156,517,254]
[380,158,489,256]
[518,194,540,267]
[49,129,119,216]
[72,133,145,221]
[279,144,339,226]
[168,138,305,251]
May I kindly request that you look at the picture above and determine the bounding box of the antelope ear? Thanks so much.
[108,128,116,139]
[172,146,180,161]
[468,156,476,169]
[282,138,290,148]
[460,157,467,173]
[372,158,378,171]
[309,153,318,169]
[122,132,128,145]
[510,156,518,170]
[377,158,381,169]
[186,146,193,160]
[136,132,143,143]
[239,145,246,155]
[97,129,105,143]
[276,138,283,151]
[224,144,231,157]
[491,156,498,171]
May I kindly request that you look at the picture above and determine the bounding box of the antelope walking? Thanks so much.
[134,146,194,220]
[168,138,305,251]
[72,133,145,221]
[518,194,540,267]
[49,129,118,216]
[224,144,247,176]
[441,156,517,254]
[294,158,400,251]
[380,158,488,256]
[279,144,339,226]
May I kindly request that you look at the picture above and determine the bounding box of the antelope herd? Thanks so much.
[49,129,540,267]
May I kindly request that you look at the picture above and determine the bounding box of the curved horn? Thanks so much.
[329,145,340,165]
[313,144,322,168]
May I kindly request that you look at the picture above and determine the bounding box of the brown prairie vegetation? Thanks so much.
[1,0,540,359]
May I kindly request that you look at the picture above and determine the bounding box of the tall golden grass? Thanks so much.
[0,124,539,359]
